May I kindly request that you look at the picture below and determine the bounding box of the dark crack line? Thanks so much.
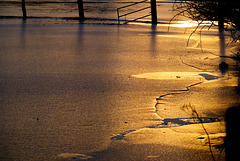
[180,57,207,72]
[155,80,204,109]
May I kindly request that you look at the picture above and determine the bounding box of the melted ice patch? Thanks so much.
[132,72,219,81]
[110,117,220,141]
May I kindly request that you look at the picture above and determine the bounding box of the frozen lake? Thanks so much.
[1,1,239,161]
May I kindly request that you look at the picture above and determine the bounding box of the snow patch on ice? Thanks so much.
[58,153,93,160]
[132,72,220,81]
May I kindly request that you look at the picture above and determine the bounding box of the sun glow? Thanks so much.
[161,21,216,28]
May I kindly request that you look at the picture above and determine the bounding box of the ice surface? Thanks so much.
[0,1,239,161]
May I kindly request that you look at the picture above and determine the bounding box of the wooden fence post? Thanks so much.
[218,0,224,30]
[151,0,157,24]
[77,0,84,20]
[22,0,27,19]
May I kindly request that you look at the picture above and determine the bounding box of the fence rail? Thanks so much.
[15,0,85,20]
[117,0,152,24]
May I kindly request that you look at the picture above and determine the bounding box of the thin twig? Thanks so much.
[186,21,202,46]
[193,110,216,161]
[180,104,216,161]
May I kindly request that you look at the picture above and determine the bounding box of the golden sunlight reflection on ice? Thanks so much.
[161,20,217,28]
